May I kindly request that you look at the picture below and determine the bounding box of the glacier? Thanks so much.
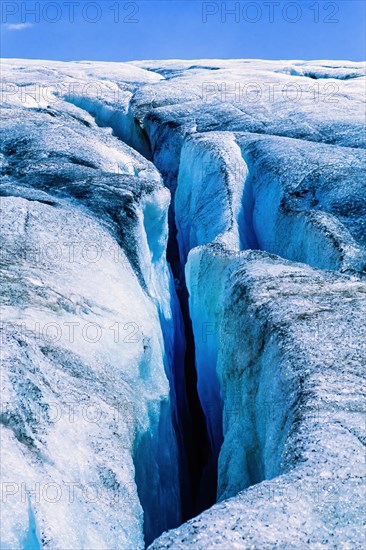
[0,58,365,549]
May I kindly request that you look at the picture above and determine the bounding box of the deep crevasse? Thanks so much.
[132,189,185,545]
[62,91,218,518]
[63,82,366,521]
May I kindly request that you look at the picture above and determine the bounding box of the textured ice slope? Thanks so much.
[1,58,365,549]
[1,68,183,548]
[163,247,365,549]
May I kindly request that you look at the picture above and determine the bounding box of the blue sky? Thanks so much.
[1,1,365,61]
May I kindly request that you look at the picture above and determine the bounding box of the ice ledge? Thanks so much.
[150,249,366,549]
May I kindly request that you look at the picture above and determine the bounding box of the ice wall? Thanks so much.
[237,134,366,273]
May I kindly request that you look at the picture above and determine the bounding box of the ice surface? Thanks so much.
[1,58,365,549]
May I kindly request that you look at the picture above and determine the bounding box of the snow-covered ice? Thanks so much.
[1,58,365,549]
